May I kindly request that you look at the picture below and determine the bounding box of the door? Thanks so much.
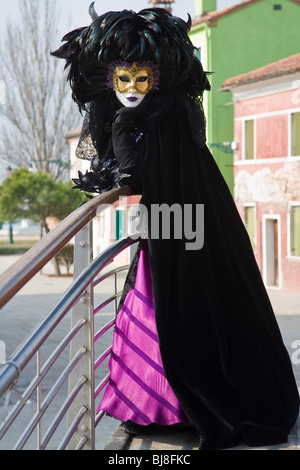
[263,216,280,287]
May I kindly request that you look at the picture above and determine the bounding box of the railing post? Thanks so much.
[67,222,95,450]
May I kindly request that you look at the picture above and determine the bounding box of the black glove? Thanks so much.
[72,156,128,194]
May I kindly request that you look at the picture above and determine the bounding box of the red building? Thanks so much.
[221,53,300,291]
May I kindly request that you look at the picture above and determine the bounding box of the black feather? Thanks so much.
[138,33,146,58]
[125,43,140,61]
[143,30,156,52]
[51,6,211,109]
[89,2,99,21]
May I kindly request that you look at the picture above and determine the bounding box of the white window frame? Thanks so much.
[262,213,281,289]
[243,203,257,253]
[242,118,256,160]
[288,111,300,157]
[235,105,300,165]
[287,202,300,259]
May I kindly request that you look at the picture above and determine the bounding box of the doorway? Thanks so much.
[263,215,280,288]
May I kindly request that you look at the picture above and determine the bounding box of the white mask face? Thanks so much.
[115,89,146,108]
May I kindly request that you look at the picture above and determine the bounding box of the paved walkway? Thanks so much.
[0,255,299,451]
[0,255,120,450]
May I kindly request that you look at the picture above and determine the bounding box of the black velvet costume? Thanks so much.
[52,5,299,449]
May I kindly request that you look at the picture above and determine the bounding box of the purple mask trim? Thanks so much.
[107,60,160,91]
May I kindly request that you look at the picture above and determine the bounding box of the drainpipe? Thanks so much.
[205,22,213,147]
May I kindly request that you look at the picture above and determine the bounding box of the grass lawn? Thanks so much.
[0,236,39,255]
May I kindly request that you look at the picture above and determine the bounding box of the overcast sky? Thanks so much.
[0,0,236,44]
[0,0,236,181]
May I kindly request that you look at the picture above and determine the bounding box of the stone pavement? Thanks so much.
[0,254,120,450]
[0,254,299,451]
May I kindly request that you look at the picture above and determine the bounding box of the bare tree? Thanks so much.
[0,0,81,180]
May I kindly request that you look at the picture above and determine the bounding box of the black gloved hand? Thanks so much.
[72,157,126,194]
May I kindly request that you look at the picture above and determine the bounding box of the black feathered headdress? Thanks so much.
[52,3,210,110]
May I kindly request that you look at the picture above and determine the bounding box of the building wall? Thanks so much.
[190,0,300,192]
[232,74,300,291]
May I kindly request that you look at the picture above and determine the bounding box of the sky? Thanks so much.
[0,0,237,182]
[0,0,237,44]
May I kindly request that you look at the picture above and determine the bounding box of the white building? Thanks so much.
[66,129,141,265]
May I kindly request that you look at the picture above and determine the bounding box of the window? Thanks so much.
[290,205,300,257]
[291,112,300,156]
[244,205,256,251]
[244,119,255,160]
[263,216,280,287]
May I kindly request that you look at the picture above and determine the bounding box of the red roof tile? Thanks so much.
[149,0,175,4]
[221,52,300,88]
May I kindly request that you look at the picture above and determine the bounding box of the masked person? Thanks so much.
[52,4,299,449]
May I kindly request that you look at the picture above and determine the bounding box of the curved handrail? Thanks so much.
[0,186,132,310]
[0,234,139,404]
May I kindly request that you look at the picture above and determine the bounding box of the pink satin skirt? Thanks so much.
[97,243,189,426]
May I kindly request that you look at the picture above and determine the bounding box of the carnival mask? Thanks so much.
[108,61,160,108]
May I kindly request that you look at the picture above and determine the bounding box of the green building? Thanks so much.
[189,0,300,191]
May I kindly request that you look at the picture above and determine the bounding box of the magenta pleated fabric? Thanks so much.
[97,243,189,426]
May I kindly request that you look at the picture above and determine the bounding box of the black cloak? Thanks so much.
[76,90,299,449]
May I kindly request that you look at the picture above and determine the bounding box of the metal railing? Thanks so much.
[0,186,141,450]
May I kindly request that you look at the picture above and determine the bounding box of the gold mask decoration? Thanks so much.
[113,63,154,95]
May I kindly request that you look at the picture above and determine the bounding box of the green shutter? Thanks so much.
[245,120,254,160]
[245,206,256,250]
[290,205,300,256]
[115,208,126,241]
[291,112,300,156]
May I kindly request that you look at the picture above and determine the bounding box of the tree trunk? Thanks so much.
[52,256,61,276]
[41,219,61,276]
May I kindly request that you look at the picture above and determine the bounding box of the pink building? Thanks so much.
[221,53,300,291]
